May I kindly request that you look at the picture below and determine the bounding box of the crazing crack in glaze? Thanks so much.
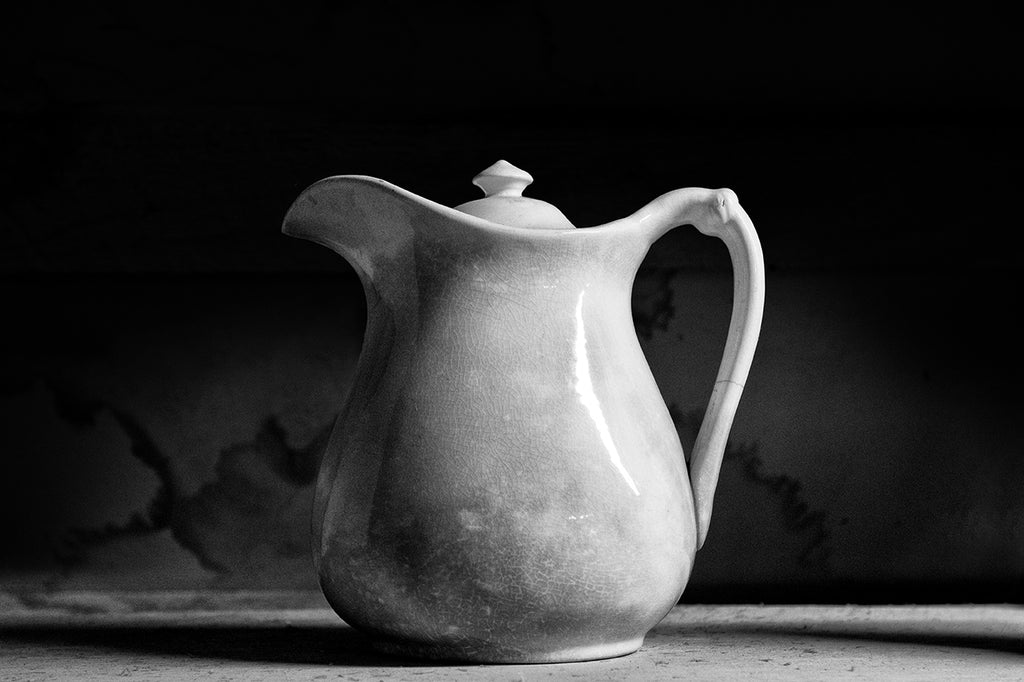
[573,290,640,496]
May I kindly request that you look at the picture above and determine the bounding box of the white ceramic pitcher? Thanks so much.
[283,160,764,662]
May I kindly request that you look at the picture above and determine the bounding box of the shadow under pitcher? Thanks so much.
[282,160,764,663]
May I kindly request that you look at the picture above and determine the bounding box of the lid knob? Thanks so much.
[472,160,534,198]
[455,159,575,230]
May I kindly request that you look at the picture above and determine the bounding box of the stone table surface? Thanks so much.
[0,591,1022,680]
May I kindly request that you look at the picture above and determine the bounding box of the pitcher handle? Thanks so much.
[632,188,765,548]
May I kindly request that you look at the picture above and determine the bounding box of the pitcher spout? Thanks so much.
[282,176,427,282]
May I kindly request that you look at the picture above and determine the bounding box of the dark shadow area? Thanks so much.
[0,624,431,668]
[683,581,1024,605]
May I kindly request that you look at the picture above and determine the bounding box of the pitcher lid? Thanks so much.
[453,160,576,230]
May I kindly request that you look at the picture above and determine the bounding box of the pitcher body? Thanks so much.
[283,162,763,663]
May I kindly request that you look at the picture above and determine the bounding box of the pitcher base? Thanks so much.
[369,636,644,664]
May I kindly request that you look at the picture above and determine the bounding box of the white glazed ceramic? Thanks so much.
[282,160,764,663]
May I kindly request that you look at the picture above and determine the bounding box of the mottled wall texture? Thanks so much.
[2,2,1022,601]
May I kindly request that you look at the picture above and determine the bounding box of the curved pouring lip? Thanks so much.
[281,173,641,243]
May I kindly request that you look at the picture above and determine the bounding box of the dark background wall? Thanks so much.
[2,2,1022,601]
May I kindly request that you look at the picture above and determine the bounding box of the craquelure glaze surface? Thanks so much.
[282,162,764,663]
